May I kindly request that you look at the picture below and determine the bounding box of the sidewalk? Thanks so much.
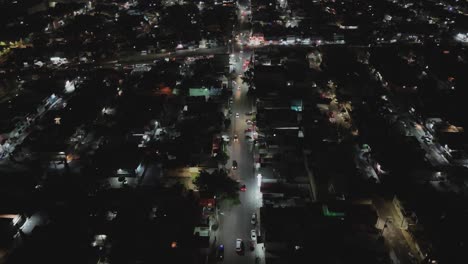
[253,242,266,264]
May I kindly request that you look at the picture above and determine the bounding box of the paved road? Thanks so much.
[112,46,228,65]
[0,94,65,161]
[374,197,421,264]
[216,47,263,264]
[406,119,450,167]
[214,1,264,263]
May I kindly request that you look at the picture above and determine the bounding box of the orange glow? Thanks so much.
[159,86,172,95]
[66,154,73,162]
[0,214,19,219]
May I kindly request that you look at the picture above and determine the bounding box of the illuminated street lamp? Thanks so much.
[257,173,262,187]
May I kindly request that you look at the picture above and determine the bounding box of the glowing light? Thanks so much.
[65,80,75,93]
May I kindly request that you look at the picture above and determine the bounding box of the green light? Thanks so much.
[322,205,345,217]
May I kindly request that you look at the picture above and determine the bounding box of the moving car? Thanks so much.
[232,160,238,170]
[251,229,257,241]
[421,136,432,144]
[217,244,224,260]
[251,213,257,225]
[234,134,238,142]
[240,184,246,191]
[236,113,240,118]
[236,239,243,252]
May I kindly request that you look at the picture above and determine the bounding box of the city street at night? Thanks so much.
[1,1,468,264]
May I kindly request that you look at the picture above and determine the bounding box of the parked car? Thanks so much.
[251,213,257,225]
[236,239,244,252]
[251,229,257,241]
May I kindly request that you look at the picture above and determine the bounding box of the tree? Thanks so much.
[241,76,254,86]
[224,118,231,129]
[244,69,254,79]
[214,151,229,165]
[193,169,239,201]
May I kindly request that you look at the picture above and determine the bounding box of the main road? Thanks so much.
[214,1,264,264]
[216,44,263,264]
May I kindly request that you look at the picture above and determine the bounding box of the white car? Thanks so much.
[251,229,257,241]
[236,238,243,252]
[236,113,240,118]
[251,213,257,225]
